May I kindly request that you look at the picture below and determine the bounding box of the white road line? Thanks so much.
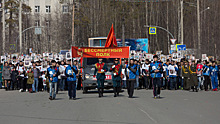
[138,108,158,124]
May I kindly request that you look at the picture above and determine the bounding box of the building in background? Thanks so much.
[0,0,79,54]
[22,0,79,54]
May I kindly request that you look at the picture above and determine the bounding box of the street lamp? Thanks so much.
[181,0,210,58]
[197,1,210,58]
[200,7,210,14]
[19,0,22,54]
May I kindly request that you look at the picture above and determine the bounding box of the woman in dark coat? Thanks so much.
[189,61,198,92]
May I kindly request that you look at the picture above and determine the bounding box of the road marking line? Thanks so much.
[138,108,158,124]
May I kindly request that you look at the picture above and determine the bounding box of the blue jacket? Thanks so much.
[163,63,168,69]
[202,65,210,76]
[136,64,140,76]
[65,65,77,81]
[149,61,163,78]
[72,65,78,74]
[126,64,137,79]
[47,66,59,83]
[210,65,219,77]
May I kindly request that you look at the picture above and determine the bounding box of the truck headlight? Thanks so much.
[85,74,90,79]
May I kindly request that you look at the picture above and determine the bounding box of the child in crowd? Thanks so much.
[42,72,47,91]
[26,68,34,93]
[11,66,19,90]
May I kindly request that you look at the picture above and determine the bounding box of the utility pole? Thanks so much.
[122,19,125,46]
[166,2,170,53]
[197,0,201,58]
[2,0,5,55]
[122,6,125,46]
[180,0,184,45]
[178,0,181,44]
[19,0,22,54]
[145,1,148,47]
[72,0,75,46]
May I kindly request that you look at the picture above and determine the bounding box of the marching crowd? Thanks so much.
[0,58,80,100]
[121,55,220,99]
[0,53,219,100]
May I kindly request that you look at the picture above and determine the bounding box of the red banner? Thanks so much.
[72,47,130,58]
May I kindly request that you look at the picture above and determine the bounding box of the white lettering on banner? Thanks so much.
[106,75,110,79]
[92,75,112,80]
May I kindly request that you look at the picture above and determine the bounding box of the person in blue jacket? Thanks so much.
[72,60,78,89]
[149,55,163,99]
[47,60,60,100]
[210,61,219,91]
[134,60,140,89]
[218,61,220,89]
[202,61,211,91]
[65,60,78,100]
[126,59,137,98]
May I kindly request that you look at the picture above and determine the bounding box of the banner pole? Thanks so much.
[128,46,131,65]
[71,47,73,66]
[81,49,84,91]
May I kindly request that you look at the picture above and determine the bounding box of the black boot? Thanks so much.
[98,88,101,97]
[101,88,104,97]
[114,87,117,97]
[117,87,120,96]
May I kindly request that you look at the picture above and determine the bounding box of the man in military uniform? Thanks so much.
[182,61,190,90]
[110,58,122,97]
[93,58,108,97]
[189,60,198,92]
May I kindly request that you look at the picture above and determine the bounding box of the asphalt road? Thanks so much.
[0,89,220,124]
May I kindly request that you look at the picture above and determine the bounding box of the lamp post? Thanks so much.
[180,0,184,45]
[72,0,75,46]
[2,0,5,55]
[19,0,22,54]
[181,0,210,58]
[197,1,210,58]
[197,0,201,58]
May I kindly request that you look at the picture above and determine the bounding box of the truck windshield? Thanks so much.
[83,58,114,66]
